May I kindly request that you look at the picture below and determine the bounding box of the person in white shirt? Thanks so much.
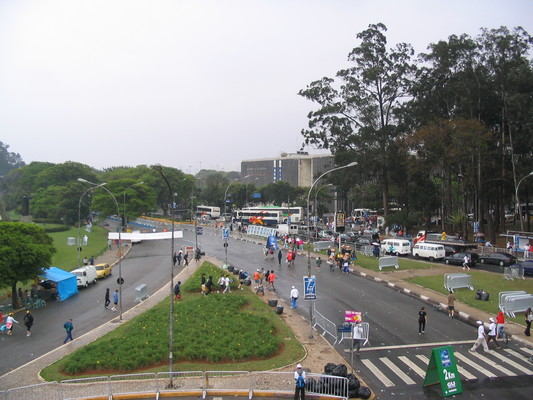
[486,317,501,349]
[223,275,231,293]
[462,254,470,270]
[470,321,490,352]
[290,286,299,309]
[294,364,306,400]
[352,321,364,355]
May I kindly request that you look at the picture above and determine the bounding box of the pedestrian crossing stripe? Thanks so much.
[467,351,516,376]
[361,359,395,387]
[358,348,533,388]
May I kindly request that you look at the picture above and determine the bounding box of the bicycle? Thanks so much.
[498,325,509,344]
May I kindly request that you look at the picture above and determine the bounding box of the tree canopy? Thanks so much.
[0,222,56,297]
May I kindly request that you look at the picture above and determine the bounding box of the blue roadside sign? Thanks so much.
[223,228,229,239]
[303,276,316,300]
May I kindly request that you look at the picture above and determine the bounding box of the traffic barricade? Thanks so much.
[444,273,474,292]
[378,256,399,271]
[314,241,333,252]
[135,284,149,303]
[498,290,527,311]
[504,266,525,280]
[499,293,533,317]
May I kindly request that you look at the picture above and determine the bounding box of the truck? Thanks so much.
[414,231,478,254]
[276,224,299,236]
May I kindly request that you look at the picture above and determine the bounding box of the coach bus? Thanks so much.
[234,206,304,226]
[196,205,221,219]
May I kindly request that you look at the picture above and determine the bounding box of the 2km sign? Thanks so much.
[423,346,463,397]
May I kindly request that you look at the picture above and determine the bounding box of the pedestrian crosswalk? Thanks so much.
[357,346,533,388]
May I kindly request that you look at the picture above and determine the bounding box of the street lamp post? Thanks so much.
[77,183,107,268]
[122,182,144,228]
[78,178,124,321]
[516,171,533,231]
[306,162,357,339]
[311,183,333,241]
[151,164,176,384]
[223,175,249,266]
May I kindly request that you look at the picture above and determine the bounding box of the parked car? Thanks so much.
[94,263,112,279]
[478,251,517,267]
[509,260,533,276]
[444,252,479,267]
[355,237,373,250]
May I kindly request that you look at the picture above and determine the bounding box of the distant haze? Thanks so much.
[1,0,532,173]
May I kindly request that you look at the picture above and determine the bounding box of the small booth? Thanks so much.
[39,267,78,302]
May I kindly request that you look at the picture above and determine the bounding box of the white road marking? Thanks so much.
[467,351,516,376]
[361,359,395,387]
[363,340,473,351]
[398,355,426,378]
[490,350,533,374]
[380,357,416,385]
[454,352,497,378]
[417,354,476,380]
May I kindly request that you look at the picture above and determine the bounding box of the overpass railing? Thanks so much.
[1,371,348,400]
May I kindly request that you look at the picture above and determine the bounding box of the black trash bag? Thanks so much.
[331,363,348,378]
[481,291,489,301]
[357,385,372,399]
[232,269,240,275]
[324,363,337,375]
[244,277,251,286]
[347,373,360,391]
[275,305,284,314]
[268,299,278,307]
[476,289,483,300]
[348,388,359,399]
[227,266,234,272]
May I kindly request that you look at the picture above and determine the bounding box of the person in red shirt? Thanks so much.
[268,271,276,291]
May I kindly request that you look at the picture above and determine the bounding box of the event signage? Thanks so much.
[344,311,362,323]
[423,346,462,397]
[303,276,316,300]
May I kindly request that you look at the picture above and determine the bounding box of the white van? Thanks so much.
[412,243,445,261]
[381,239,411,256]
[72,265,98,288]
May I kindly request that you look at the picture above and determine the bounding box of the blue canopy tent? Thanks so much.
[40,267,78,301]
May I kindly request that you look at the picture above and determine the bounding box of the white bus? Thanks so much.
[196,206,221,219]
[234,206,304,226]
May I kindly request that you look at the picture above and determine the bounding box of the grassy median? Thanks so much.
[40,262,305,381]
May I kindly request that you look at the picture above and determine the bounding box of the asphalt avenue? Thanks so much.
[1,221,532,400]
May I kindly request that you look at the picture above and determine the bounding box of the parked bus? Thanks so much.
[234,206,304,226]
[196,206,221,219]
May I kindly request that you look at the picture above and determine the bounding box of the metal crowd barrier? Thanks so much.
[444,273,474,292]
[314,241,333,251]
[504,266,525,280]
[499,291,526,306]
[2,371,349,400]
[336,323,370,348]
[378,255,399,270]
[499,291,533,318]
[313,304,338,343]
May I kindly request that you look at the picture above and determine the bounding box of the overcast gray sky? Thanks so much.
[1,0,532,173]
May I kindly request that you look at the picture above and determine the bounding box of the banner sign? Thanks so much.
[344,311,362,323]
[423,346,462,397]
[303,276,316,300]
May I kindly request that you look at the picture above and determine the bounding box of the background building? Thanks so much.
[241,151,334,187]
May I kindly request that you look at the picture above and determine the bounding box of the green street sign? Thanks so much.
[423,345,463,397]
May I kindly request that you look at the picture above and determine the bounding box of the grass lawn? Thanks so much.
[48,225,110,271]
[405,271,533,324]
[40,262,305,381]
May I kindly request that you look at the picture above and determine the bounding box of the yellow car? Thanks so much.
[95,263,112,279]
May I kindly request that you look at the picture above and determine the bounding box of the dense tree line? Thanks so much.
[299,23,533,241]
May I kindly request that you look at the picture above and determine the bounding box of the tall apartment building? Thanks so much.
[241,152,334,187]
